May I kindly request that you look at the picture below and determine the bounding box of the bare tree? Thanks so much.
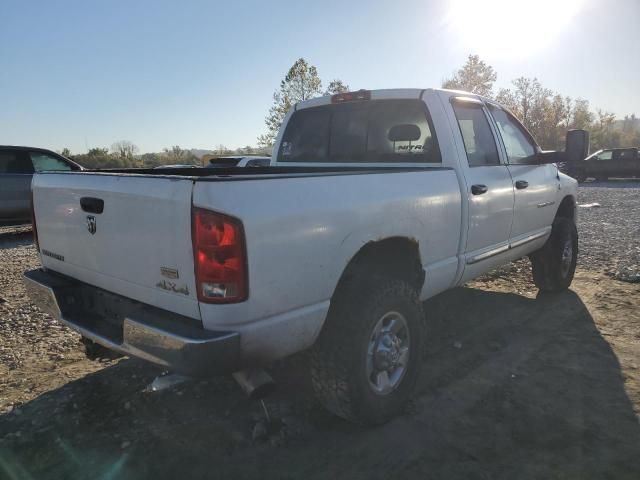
[163,145,186,163]
[111,140,139,159]
[214,144,230,155]
[495,77,553,141]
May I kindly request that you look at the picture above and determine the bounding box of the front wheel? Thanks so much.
[530,217,578,292]
[310,277,425,425]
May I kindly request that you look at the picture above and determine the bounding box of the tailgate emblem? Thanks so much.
[86,215,97,235]
[161,267,179,279]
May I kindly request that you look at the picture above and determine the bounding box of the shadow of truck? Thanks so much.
[1,285,639,479]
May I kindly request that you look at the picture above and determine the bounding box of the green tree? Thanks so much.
[60,147,72,158]
[569,98,593,130]
[324,79,350,96]
[258,58,323,148]
[620,114,640,148]
[74,147,115,168]
[140,152,164,167]
[442,54,497,98]
[591,109,620,150]
[163,145,186,163]
[538,94,568,149]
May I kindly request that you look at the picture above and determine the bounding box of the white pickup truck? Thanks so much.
[25,88,585,424]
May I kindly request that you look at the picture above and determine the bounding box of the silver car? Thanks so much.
[0,146,82,226]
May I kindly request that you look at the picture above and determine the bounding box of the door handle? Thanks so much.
[471,184,488,195]
[80,197,104,214]
[515,180,529,189]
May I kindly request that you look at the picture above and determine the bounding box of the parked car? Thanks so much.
[568,147,639,182]
[208,156,270,168]
[0,146,82,226]
[24,88,584,424]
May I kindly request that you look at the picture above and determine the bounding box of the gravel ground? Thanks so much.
[1,182,639,479]
[577,180,640,282]
[483,179,640,285]
[0,226,66,370]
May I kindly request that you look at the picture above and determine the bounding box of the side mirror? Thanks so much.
[565,129,589,163]
[537,151,566,164]
[388,124,421,142]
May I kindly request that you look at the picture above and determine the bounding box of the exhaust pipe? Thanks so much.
[233,368,276,400]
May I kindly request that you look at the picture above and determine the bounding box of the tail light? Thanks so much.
[192,207,248,303]
[30,188,39,251]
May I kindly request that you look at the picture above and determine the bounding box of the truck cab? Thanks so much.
[0,146,82,226]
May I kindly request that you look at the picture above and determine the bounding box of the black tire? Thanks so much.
[81,337,123,361]
[575,172,587,183]
[310,276,425,425]
[530,217,578,292]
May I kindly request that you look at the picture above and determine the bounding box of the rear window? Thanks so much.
[612,149,638,161]
[277,99,440,163]
[0,150,34,174]
[208,158,241,168]
[30,152,73,172]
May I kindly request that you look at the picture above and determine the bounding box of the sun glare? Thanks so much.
[445,0,584,59]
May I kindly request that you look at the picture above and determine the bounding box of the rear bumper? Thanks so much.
[23,268,240,376]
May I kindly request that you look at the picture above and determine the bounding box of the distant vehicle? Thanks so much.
[208,156,270,168]
[0,146,82,226]
[569,147,639,182]
[153,164,200,169]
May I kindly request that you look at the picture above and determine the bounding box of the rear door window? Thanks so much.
[329,104,368,162]
[277,99,440,163]
[612,149,637,161]
[279,108,331,162]
[367,100,439,163]
[0,150,34,174]
[451,103,500,167]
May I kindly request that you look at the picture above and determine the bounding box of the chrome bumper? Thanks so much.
[23,269,240,376]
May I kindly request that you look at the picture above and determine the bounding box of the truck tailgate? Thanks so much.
[32,172,200,320]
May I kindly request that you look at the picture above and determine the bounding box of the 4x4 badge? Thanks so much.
[86,215,97,235]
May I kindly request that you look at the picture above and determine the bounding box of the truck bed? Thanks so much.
[79,165,450,180]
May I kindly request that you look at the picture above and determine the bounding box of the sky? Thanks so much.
[1,0,639,154]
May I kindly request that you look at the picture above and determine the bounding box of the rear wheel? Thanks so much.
[574,171,587,183]
[310,277,425,425]
[530,217,578,292]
